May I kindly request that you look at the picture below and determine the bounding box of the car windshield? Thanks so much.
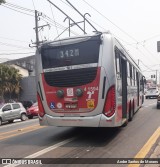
[148,88,157,92]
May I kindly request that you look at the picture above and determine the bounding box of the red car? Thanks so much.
[26,102,38,119]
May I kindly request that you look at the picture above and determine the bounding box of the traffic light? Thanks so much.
[151,75,156,78]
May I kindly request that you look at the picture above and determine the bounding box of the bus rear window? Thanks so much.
[41,38,100,69]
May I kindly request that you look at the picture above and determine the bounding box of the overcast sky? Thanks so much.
[1,0,160,80]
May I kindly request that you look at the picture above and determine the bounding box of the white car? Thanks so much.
[0,103,27,125]
[145,88,159,99]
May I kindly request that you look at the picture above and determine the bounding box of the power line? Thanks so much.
[2,3,78,39]
[81,0,138,42]
[0,49,34,52]
[2,4,34,17]
[63,1,160,68]
[3,0,159,68]
[45,1,159,69]
[31,0,36,10]
[41,12,79,36]
[59,0,105,33]
[80,0,160,66]
[139,60,154,71]
[5,2,34,13]
[0,42,31,49]
[0,36,29,43]
[49,3,60,40]
[128,34,160,46]
[125,43,159,66]
[0,52,35,55]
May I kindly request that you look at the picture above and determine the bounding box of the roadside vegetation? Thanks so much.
[0,64,22,102]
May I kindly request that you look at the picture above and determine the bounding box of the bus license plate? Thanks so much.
[65,103,77,109]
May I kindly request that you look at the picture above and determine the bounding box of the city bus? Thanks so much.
[36,32,145,127]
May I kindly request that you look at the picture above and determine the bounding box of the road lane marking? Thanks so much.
[0,125,45,141]
[128,127,160,167]
[0,124,39,135]
[0,127,45,140]
[3,136,77,167]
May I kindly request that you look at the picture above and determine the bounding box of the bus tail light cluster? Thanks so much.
[56,88,83,98]
[75,88,83,97]
[103,85,116,117]
[56,90,64,98]
[37,93,45,117]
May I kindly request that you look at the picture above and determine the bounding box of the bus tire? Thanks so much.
[129,103,133,121]
[122,119,128,127]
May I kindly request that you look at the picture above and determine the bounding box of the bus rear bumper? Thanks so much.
[39,113,121,127]
[39,114,101,127]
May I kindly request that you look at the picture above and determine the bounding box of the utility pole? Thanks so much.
[35,10,39,49]
[30,10,49,49]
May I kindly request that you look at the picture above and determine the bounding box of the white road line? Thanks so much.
[3,136,77,167]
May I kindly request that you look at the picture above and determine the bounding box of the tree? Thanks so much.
[0,64,22,102]
[0,0,6,5]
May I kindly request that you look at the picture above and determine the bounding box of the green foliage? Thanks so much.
[0,64,22,100]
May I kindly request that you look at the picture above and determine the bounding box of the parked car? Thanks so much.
[26,102,38,119]
[0,103,27,125]
[157,95,160,109]
[145,87,159,99]
[20,100,34,109]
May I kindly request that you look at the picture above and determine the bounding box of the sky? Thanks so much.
[1,0,160,80]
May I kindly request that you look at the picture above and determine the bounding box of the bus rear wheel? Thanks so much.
[129,107,133,121]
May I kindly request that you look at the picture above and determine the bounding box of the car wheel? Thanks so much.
[0,118,2,126]
[28,115,33,119]
[8,120,14,123]
[21,113,27,121]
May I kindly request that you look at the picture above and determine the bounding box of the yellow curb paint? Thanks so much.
[0,125,45,141]
[128,127,160,167]
[0,124,39,136]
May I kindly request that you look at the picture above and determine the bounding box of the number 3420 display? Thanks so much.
[57,49,79,59]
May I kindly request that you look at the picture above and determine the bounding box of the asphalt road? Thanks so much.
[0,98,160,167]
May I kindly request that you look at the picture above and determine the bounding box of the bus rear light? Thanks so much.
[56,90,64,98]
[103,85,116,117]
[37,93,45,117]
[75,88,83,97]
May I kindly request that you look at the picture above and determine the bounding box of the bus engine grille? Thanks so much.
[44,67,98,87]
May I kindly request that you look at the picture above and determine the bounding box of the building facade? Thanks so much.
[4,55,37,102]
